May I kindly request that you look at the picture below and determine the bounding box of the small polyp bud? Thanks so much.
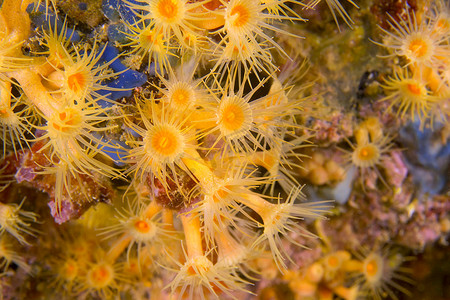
[306,262,324,283]
[325,160,345,181]
[299,160,313,177]
[46,70,65,90]
[256,257,278,280]
[309,166,329,185]
[354,127,369,145]
[312,152,325,165]
[291,278,317,297]
[323,250,351,273]
[86,262,115,290]
[363,117,383,141]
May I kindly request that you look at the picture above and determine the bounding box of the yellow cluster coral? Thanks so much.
[1,0,447,299]
[0,0,335,298]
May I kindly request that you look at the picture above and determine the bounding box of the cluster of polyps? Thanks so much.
[102,56,331,297]
[0,0,344,298]
[376,2,450,128]
[284,247,413,300]
[0,0,129,213]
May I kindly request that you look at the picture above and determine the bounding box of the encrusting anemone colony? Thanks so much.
[0,0,449,299]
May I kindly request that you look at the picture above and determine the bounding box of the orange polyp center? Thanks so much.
[63,260,78,279]
[126,260,139,275]
[408,39,428,58]
[158,0,178,20]
[436,18,449,31]
[230,4,250,27]
[260,153,276,170]
[222,103,244,131]
[271,214,282,225]
[232,46,239,55]
[151,129,179,156]
[52,109,81,133]
[366,259,378,277]
[213,188,228,203]
[186,258,210,276]
[172,88,190,106]
[265,95,282,108]
[144,31,155,43]
[328,256,339,268]
[187,265,197,275]
[0,107,10,117]
[89,265,113,287]
[358,145,377,160]
[67,72,86,92]
[134,220,151,233]
[407,83,422,95]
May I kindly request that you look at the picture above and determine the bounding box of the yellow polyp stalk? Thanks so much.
[354,127,369,146]
[8,69,61,117]
[0,0,31,49]
[248,150,277,171]
[143,200,162,219]
[106,233,133,262]
[215,228,234,254]
[0,81,12,108]
[421,65,450,96]
[46,70,66,90]
[239,193,272,218]
[162,209,175,231]
[180,214,203,258]
[181,156,215,188]
[342,259,363,272]
[333,285,358,300]
[189,2,225,30]
[189,111,217,129]
[215,227,241,261]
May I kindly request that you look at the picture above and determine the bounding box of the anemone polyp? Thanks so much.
[48,107,83,136]
[401,33,435,64]
[60,258,79,282]
[125,0,206,52]
[168,83,195,108]
[353,249,413,300]
[128,217,158,242]
[217,96,252,140]
[145,124,185,162]
[352,143,381,169]
[125,99,196,190]
[380,68,437,124]
[363,252,384,285]
[156,0,182,22]
[0,201,38,245]
[374,7,448,70]
[86,262,115,289]
[228,3,252,28]
[66,71,88,94]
